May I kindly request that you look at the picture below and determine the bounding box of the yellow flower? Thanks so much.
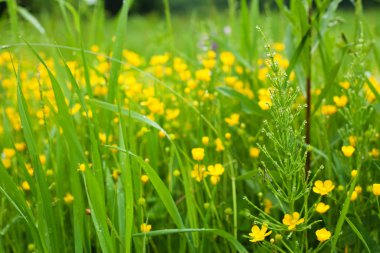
[166,109,180,120]
[339,81,350,90]
[342,145,355,157]
[370,148,379,158]
[313,180,335,196]
[321,105,337,115]
[64,193,74,204]
[2,148,15,159]
[349,135,357,146]
[315,202,330,214]
[264,198,272,214]
[282,212,304,230]
[258,100,272,110]
[195,69,211,82]
[191,148,205,161]
[191,164,207,182]
[202,136,209,145]
[141,175,149,184]
[214,138,225,152]
[249,147,260,158]
[372,184,380,196]
[220,51,235,66]
[21,181,30,191]
[225,113,240,126]
[355,186,362,194]
[207,163,225,185]
[78,163,86,172]
[140,223,152,233]
[351,170,358,177]
[315,228,331,242]
[333,95,348,107]
[248,224,272,243]
[15,142,26,152]
[350,190,358,201]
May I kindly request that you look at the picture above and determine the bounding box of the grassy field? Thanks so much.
[0,1,380,252]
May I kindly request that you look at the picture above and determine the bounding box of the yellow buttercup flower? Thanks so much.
[315,202,330,214]
[249,147,260,158]
[141,175,149,184]
[333,95,348,107]
[372,184,380,196]
[64,193,74,204]
[248,224,272,243]
[214,138,225,152]
[220,51,235,66]
[202,136,209,145]
[207,163,225,185]
[191,164,207,182]
[140,223,152,233]
[313,180,335,196]
[225,113,240,126]
[282,212,304,230]
[21,181,30,191]
[321,105,337,115]
[191,148,205,161]
[315,228,331,242]
[342,145,355,157]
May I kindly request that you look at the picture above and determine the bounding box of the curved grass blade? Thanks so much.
[132,228,248,253]
[17,6,45,34]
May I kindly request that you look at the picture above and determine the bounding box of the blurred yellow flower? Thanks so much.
[220,51,235,66]
[315,228,331,242]
[225,113,240,126]
[140,223,152,233]
[215,138,225,152]
[192,148,205,161]
[315,202,330,214]
[342,145,355,157]
[333,95,348,107]
[64,193,74,204]
[282,212,304,230]
[141,175,149,184]
[202,136,209,145]
[372,184,380,196]
[207,163,224,185]
[21,181,30,191]
[313,180,335,196]
[249,147,260,158]
[191,164,207,182]
[321,105,337,115]
[248,224,272,243]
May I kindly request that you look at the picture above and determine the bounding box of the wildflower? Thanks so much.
[207,163,225,185]
[112,169,121,180]
[313,180,335,196]
[258,100,272,110]
[15,142,26,151]
[225,113,240,126]
[282,212,304,230]
[342,145,355,157]
[215,138,225,152]
[195,69,211,82]
[249,147,260,158]
[349,135,357,146]
[191,164,207,182]
[264,198,273,214]
[333,95,348,107]
[78,163,86,172]
[64,193,74,204]
[321,105,337,115]
[140,223,152,233]
[315,228,331,242]
[355,186,362,194]
[2,148,15,159]
[191,148,205,161]
[166,109,180,120]
[248,224,272,243]
[372,184,380,196]
[315,202,330,214]
[202,136,209,145]
[225,132,231,139]
[351,170,358,177]
[350,191,358,201]
[21,181,30,191]
[173,170,181,177]
[220,51,235,66]
[370,148,379,158]
[339,81,350,89]
[141,175,149,184]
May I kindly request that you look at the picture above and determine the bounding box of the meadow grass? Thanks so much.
[0,1,380,252]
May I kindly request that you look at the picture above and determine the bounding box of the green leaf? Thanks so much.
[17,6,45,34]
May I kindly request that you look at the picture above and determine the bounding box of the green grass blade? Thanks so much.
[345,217,373,253]
[17,6,45,34]
[133,229,248,253]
